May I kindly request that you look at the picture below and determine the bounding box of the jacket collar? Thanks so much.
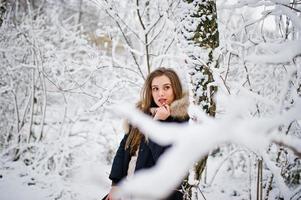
[169,91,189,121]
[123,92,189,133]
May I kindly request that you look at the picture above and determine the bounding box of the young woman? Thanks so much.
[104,67,189,200]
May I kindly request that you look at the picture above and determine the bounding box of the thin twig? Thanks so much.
[197,186,207,200]
[273,140,301,158]
[11,90,20,132]
[136,0,150,74]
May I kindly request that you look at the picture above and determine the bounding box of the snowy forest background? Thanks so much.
[0,0,300,200]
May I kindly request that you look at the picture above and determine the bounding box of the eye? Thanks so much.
[164,85,171,90]
[152,87,158,91]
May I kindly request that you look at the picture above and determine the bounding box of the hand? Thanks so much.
[105,186,118,200]
[150,107,157,116]
[153,104,170,120]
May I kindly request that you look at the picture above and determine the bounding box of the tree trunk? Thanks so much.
[77,0,83,31]
[179,0,219,198]
[0,0,7,26]
[256,158,263,200]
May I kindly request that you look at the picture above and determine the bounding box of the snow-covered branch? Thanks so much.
[113,96,301,199]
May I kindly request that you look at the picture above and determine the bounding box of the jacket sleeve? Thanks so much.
[109,134,128,184]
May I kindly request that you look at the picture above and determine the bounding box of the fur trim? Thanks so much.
[122,91,189,133]
[122,119,130,134]
[170,91,189,120]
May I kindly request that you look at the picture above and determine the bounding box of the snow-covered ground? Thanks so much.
[0,160,111,200]
[0,148,251,200]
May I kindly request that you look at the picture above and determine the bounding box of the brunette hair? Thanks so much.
[125,67,183,155]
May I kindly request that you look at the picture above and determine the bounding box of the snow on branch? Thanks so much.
[112,97,301,199]
[245,40,301,64]
[272,136,301,158]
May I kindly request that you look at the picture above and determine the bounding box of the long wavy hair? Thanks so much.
[125,67,183,155]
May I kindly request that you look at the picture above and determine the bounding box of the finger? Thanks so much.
[157,106,164,112]
[160,105,167,111]
[150,108,157,115]
[165,104,170,113]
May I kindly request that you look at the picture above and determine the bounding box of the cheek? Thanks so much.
[151,91,155,98]
[152,92,158,101]
[168,90,175,99]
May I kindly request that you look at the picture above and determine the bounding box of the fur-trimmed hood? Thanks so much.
[123,92,189,133]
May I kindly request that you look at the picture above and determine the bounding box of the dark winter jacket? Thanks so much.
[109,93,189,200]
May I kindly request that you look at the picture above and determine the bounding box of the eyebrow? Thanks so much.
[151,83,172,87]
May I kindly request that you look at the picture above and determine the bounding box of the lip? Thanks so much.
[158,98,167,104]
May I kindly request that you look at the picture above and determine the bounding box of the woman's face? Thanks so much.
[151,75,175,107]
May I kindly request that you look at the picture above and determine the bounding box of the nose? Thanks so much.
[159,89,164,96]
